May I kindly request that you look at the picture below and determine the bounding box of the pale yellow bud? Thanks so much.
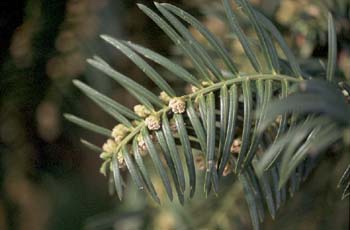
[114,135,123,144]
[145,115,161,130]
[99,160,109,176]
[134,104,151,117]
[169,97,186,114]
[190,85,199,93]
[201,81,211,87]
[100,151,112,160]
[102,139,118,153]
[159,91,171,104]
[112,124,129,139]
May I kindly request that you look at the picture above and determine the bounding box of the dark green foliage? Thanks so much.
[65,1,349,229]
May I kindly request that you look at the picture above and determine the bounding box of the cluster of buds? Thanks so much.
[100,139,125,166]
[145,115,161,130]
[190,84,199,93]
[99,140,126,176]
[99,123,131,175]
[159,91,171,104]
[169,97,186,114]
[134,104,161,131]
[100,139,117,160]
[134,92,188,133]
[160,91,186,114]
[99,93,189,177]
[134,104,151,118]
[188,81,211,94]
[112,124,129,142]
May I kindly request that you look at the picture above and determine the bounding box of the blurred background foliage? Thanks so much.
[0,0,348,229]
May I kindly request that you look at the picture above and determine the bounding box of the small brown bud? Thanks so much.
[222,162,233,176]
[195,154,206,171]
[137,135,148,154]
